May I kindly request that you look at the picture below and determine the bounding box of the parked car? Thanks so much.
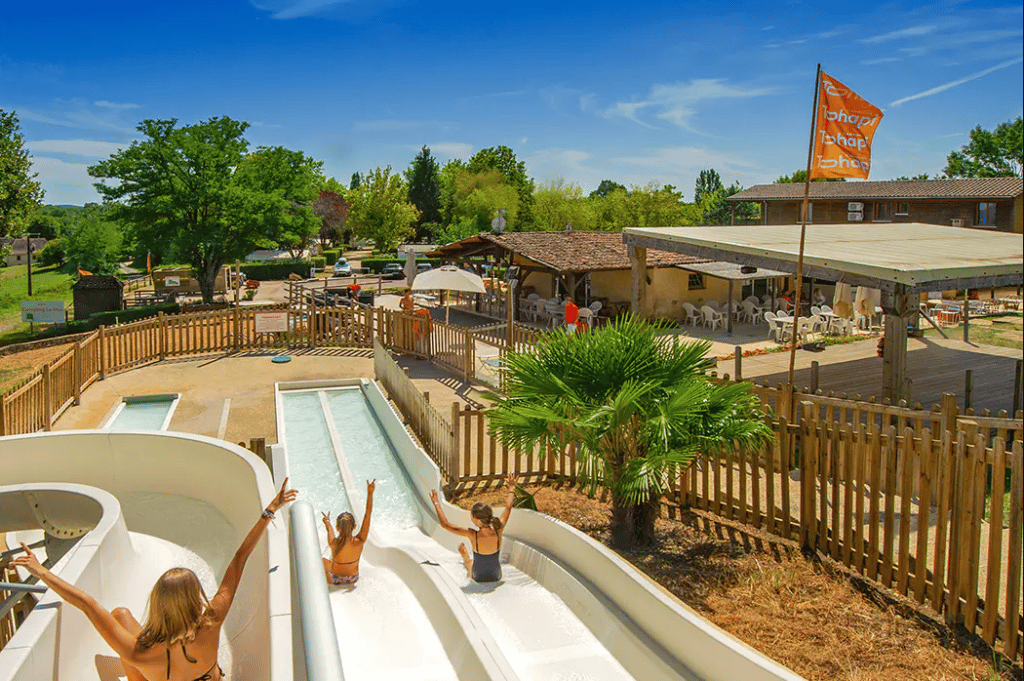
[380,263,404,280]
[332,258,352,276]
[416,263,432,273]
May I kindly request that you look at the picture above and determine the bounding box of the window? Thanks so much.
[977,202,997,227]
[687,273,705,290]
[895,202,910,216]
[800,203,814,222]
[874,202,895,221]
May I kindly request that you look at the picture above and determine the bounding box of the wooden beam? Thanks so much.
[881,284,914,404]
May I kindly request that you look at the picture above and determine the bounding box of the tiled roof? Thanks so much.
[726,177,1023,201]
[431,231,708,273]
[0,237,48,254]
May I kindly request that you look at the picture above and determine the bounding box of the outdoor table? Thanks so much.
[819,312,843,335]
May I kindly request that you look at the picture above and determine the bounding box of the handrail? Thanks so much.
[289,500,345,681]
[0,582,47,594]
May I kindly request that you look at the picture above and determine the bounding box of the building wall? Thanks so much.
[763,197,1020,232]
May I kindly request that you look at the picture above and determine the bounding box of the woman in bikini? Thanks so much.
[429,472,516,582]
[322,479,375,586]
[10,478,297,681]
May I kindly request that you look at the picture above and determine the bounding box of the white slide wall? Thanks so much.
[0,431,291,681]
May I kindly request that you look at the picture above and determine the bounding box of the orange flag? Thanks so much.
[811,72,883,179]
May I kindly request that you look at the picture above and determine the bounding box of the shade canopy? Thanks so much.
[411,265,486,293]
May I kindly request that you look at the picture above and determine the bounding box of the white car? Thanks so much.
[332,258,352,276]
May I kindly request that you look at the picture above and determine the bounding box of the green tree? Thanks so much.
[895,173,931,181]
[404,146,442,236]
[1,110,45,238]
[233,145,323,258]
[89,117,312,303]
[532,179,597,231]
[349,172,364,189]
[467,146,535,228]
[599,182,702,229]
[60,204,124,275]
[488,316,772,549]
[437,159,466,226]
[346,166,419,252]
[450,169,519,235]
[313,177,350,248]
[943,117,1022,178]
[774,170,845,183]
[589,179,626,199]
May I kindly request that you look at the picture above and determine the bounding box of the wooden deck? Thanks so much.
[722,336,1021,414]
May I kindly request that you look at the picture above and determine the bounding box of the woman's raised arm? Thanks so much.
[429,489,474,539]
[499,473,517,527]
[11,543,141,663]
[211,478,297,621]
[356,479,375,542]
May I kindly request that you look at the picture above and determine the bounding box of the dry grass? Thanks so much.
[454,484,1022,681]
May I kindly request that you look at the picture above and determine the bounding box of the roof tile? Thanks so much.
[726,177,1023,201]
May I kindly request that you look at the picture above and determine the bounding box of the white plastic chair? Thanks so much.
[705,300,720,310]
[588,300,603,314]
[681,302,700,327]
[701,305,724,330]
[741,300,759,324]
[577,306,594,329]
[810,305,822,317]
[764,311,786,342]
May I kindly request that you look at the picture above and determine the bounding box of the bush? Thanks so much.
[26,302,181,343]
[238,259,315,280]
[361,255,441,273]
[37,239,65,267]
[322,249,340,266]
[310,256,326,269]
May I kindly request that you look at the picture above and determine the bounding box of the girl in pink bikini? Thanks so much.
[322,479,375,586]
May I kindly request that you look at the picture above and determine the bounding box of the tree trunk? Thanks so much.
[609,497,661,550]
[196,260,220,304]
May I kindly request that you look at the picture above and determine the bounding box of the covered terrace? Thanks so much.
[623,223,1024,403]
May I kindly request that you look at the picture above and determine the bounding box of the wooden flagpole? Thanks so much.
[786,63,822,411]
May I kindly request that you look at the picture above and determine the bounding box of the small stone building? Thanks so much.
[72,275,124,321]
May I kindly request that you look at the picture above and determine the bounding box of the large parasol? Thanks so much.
[411,265,486,323]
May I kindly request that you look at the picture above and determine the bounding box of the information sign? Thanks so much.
[255,311,289,333]
[21,300,66,324]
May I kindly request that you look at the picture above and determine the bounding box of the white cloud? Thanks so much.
[14,105,137,134]
[427,142,474,160]
[890,56,1024,106]
[28,156,101,206]
[861,24,937,43]
[250,0,348,19]
[94,100,140,110]
[600,79,775,132]
[27,139,128,157]
[861,57,902,65]
[610,146,760,180]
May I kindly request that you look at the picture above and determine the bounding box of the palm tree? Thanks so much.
[487,315,772,550]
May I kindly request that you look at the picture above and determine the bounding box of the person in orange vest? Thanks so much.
[564,296,579,334]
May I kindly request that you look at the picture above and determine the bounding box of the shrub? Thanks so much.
[238,259,314,280]
[322,249,340,266]
[25,302,181,343]
[310,256,326,269]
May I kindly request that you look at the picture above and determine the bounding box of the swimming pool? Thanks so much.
[103,393,180,430]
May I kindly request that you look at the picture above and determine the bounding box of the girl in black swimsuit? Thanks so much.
[11,479,297,681]
[322,479,375,586]
[430,473,516,582]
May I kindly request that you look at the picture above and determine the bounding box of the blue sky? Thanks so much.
[3,0,1022,206]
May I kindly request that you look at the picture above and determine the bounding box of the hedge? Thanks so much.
[322,249,340,266]
[238,259,315,280]
[29,302,182,341]
[361,256,441,273]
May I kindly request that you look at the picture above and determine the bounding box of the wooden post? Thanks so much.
[734,345,742,381]
[42,365,52,431]
[158,312,166,360]
[800,402,817,550]
[964,369,973,411]
[0,395,7,436]
[881,284,912,404]
[74,342,82,406]
[726,279,734,334]
[233,261,241,351]
[451,401,461,485]
[98,325,107,380]
[628,245,647,317]
[810,361,819,393]
[940,392,958,434]
[506,282,515,348]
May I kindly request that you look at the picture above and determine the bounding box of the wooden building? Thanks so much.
[726,177,1023,233]
[72,275,124,321]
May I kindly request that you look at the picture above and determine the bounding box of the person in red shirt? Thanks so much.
[564,297,579,334]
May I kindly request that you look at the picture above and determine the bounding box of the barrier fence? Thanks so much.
[2,302,1020,660]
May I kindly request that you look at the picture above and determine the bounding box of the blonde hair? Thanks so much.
[135,568,214,653]
[333,512,356,552]
[471,503,502,531]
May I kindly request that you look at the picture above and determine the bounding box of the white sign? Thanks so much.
[165,276,181,287]
[21,300,66,324]
[255,311,289,333]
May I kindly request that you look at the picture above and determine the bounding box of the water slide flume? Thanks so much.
[277,379,806,681]
[0,431,291,681]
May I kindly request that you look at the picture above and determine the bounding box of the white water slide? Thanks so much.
[275,379,804,681]
[0,381,803,681]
